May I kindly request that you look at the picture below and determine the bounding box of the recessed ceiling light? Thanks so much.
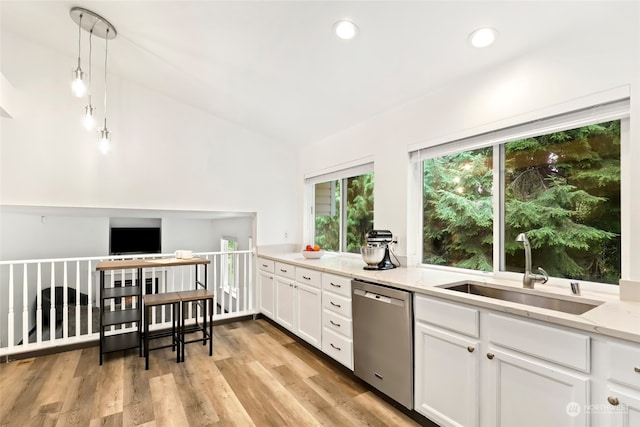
[334,20,358,40]
[468,27,498,48]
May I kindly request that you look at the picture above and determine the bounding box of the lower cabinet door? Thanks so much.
[414,322,480,427]
[486,347,589,427]
[295,282,321,348]
[606,385,640,427]
[257,270,274,319]
[274,276,295,331]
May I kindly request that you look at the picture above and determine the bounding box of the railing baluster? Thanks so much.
[243,252,248,312]
[63,261,68,340]
[8,264,14,349]
[213,255,218,316]
[87,260,93,335]
[36,263,42,343]
[76,261,81,338]
[22,264,28,345]
[50,263,56,340]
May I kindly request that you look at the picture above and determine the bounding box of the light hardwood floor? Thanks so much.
[0,318,429,426]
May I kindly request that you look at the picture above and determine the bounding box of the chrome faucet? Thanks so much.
[516,233,549,289]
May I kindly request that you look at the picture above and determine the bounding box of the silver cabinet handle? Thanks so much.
[302,275,311,280]
[487,353,494,360]
[262,264,268,268]
[467,346,475,353]
[634,367,640,373]
[608,396,619,406]
[330,301,341,308]
[330,320,341,327]
[330,343,341,351]
[330,282,341,288]
[280,269,287,273]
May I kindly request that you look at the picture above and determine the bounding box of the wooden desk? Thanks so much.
[96,257,211,365]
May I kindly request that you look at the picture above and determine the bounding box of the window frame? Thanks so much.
[412,99,630,292]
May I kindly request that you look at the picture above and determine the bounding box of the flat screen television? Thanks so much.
[110,227,161,255]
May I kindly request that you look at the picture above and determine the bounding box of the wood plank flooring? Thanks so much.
[1,318,428,426]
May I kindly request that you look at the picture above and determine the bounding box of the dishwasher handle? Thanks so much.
[354,288,405,307]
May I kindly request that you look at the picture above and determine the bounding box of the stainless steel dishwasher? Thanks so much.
[352,279,413,409]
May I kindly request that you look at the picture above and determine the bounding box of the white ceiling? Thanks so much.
[0,1,631,145]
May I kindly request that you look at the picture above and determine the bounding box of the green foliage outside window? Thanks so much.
[315,173,374,253]
[422,120,621,285]
[423,148,494,271]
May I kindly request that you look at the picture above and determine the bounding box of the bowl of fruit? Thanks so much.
[302,244,324,259]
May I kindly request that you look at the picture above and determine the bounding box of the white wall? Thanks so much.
[299,9,640,281]
[0,31,300,247]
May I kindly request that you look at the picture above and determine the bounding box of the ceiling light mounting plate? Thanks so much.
[70,7,117,39]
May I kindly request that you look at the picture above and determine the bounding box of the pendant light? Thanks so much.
[99,28,111,155]
[70,8,117,152]
[71,12,86,97]
[83,30,96,131]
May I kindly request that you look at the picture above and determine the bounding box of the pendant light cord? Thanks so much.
[87,29,92,102]
[103,28,109,128]
[76,13,83,69]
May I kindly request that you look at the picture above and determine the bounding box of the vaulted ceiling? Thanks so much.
[1,1,631,145]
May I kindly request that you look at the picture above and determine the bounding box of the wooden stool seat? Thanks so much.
[144,291,181,370]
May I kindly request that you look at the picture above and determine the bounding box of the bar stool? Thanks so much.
[177,289,214,362]
[143,291,181,370]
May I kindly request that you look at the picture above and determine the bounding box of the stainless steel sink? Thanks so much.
[437,281,604,315]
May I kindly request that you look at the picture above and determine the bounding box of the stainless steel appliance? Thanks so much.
[352,279,413,409]
[360,230,397,270]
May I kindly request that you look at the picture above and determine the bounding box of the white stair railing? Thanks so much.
[0,250,255,359]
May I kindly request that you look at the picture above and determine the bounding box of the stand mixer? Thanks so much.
[360,230,397,270]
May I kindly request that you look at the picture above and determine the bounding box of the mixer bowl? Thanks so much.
[361,246,385,266]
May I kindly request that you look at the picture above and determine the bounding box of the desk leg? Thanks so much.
[209,298,213,356]
[180,301,185,363]
[138,268,143,357]
[144,304,150,370]
[99,271,104,365]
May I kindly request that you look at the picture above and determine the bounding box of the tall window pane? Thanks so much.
[504,121,621,284]
[314,172,374,253]
[345,173,374,253]
[423,148,493,270]
[314,180,340,252]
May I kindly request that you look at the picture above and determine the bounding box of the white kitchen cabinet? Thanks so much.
[414,322,480,427]
[274,275,296,330]
[415,293,592,427]
[296,281,322,348]
[273,264,322,348]
[485,347,589,427]
[321,273,353,369]
[257,258,275,319]
[604,340,640,426]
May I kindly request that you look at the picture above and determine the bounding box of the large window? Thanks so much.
[313,171,374,253]
[418,101,627,286]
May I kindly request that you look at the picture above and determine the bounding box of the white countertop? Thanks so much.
[258,250,640,344]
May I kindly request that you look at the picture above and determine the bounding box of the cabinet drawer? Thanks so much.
[322,273,352,298]
[323,292,352,318]
[275,262,295,279]
[414,294,479,338]
[608,341,640,389]
[488,313,590,372]
[323,309,353,339]
[296,267,321,289]
[323,327,353,369]
[257,258,275,273]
